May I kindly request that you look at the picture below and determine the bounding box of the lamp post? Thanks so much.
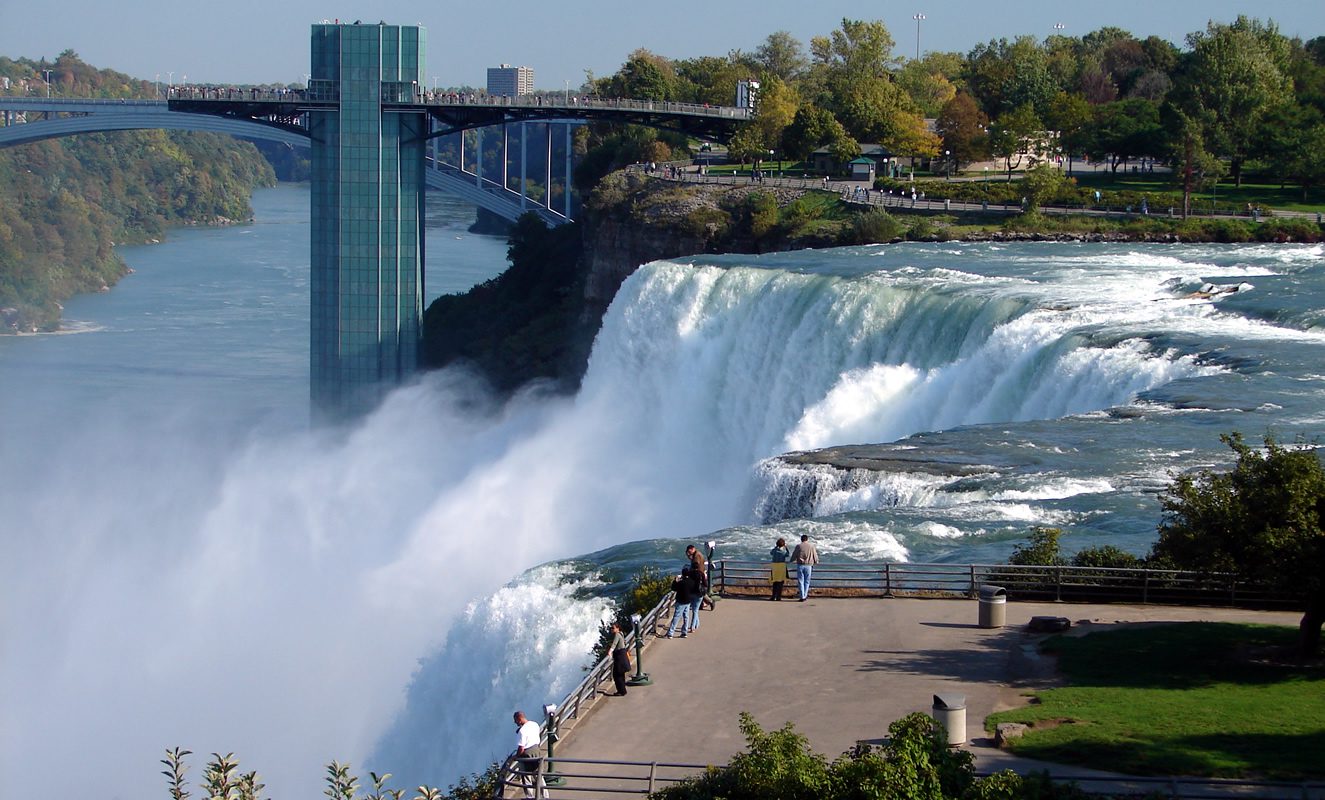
[155,73,161,99]
[167,71,174,96]
[912,13,926,61]
[541,703,565,787]
[626,613,652,686]
[564,79,570,105]
[945,149,951,180]
[42,69,52,98]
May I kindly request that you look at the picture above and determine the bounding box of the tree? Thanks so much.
[1043,92,1093,172]
[781,105,846,162]
[606,49,676,100]
[1152,433,1325,658]
[966,36,1057,117]
[754,31,809,83]
[935,92,988,168]
[988,103,1043,180]
[1255,101,1325,201]
[896,52,963,117]
[1089,98,1162,173]
[1019,163,1067,211]
[1176,17,1293,186]
[1161,103,1221,218]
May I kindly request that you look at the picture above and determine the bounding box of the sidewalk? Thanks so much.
[554,596,1306,793]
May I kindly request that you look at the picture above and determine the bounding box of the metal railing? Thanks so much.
[713,560,1301,609]
[493,756,1325,799]
[493,589,679,797]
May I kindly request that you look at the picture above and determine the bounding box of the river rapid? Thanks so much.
[1,183,1322,799]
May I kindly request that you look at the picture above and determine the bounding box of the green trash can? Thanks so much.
[978,585,1006,629]
[932,693,966,746]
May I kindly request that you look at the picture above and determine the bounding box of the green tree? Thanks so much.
[781,105,849,163]
[1152,432,1325,657]
[1019,163,1067,211]
[1089,98,1162,173]
[966,36,1058,117]
[897,52,964,117]
[1255,101,1325,201]
[988,103,1043,180]
[754,31,809,83]
[1176,16,1293,186]
[606,49,676,100]
[1043,92,1093,171]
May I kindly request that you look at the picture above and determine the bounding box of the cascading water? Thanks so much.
[2,196,1322,800]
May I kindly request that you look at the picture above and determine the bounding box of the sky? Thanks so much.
[1,0,1323,91]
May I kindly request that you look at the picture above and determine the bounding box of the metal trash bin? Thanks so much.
[978,584,1006,629]
[932,693,966,746]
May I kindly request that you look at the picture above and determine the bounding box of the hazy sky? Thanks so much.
[1,0,1323,90]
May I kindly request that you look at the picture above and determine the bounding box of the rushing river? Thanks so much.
[1,183,1323,799]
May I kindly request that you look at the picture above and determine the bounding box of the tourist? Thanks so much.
[665,567,697,637]
[511,710,549,799]
[608,620,631,695]
[790,533,820,601]
[769,537,789,600]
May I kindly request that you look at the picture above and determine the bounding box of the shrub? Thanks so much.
[853,208,903,242]
[1071,545,1142,569]
[1008,527,1065,566]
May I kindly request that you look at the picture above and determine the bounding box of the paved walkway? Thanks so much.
[549,596,1305,796]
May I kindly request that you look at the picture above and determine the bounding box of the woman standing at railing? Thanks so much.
[608,621,632,696]
[769,538,789,601]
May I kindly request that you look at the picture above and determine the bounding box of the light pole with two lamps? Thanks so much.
[912,13,926,62]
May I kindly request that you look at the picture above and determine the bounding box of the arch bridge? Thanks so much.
[0,24,749,413]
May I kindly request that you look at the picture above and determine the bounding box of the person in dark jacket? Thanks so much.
[664,567,698,638]
[608,620,631,695]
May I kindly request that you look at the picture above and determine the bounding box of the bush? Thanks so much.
[1008,527,1065,566]
[1071,545,1142,569]
[853,208,903,242]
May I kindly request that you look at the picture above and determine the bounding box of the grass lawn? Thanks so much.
[1068,173,1325,213]
[986,623,1325,779]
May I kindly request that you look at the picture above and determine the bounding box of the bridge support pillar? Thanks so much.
[309,22,428,415]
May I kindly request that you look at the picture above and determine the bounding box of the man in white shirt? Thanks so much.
[512,710,549,798]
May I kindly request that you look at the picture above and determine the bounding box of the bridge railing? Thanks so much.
[713,560,1302,609]
[491,587,678,797]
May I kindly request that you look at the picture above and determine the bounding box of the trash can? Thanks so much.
[978,585,1006,629]
[932,693,966,746]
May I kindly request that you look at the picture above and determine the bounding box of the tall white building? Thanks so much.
[487,64,535,96]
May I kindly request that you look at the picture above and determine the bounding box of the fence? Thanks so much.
[713,560,1301,609]
[494,756,1325,799]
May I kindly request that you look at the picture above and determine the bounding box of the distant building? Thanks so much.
[736,79,760,110]
[487,64,534,96]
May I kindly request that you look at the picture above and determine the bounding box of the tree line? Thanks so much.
[579,17,1325,210]
[0,52,278,331]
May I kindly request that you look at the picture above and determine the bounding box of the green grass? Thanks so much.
[1067,172,1325,213]
[986,623,1325,779]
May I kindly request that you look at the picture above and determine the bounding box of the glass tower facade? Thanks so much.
[309,23,427,413]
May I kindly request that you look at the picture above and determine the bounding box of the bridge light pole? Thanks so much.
[155,73,160,99]
[167,71,173,96]
[564,79,570,105]
[42,69,52,98]
[912,13,926,62]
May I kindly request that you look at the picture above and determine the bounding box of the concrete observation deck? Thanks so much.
[556,595,1303,784]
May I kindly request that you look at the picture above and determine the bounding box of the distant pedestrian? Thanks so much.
[789,534,820,601]
[608,621,631,696]
[769,537,789,601]
[511,710,549,799]
[665,567,698,637]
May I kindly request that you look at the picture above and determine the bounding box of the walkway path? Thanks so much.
[555,596,1303,792]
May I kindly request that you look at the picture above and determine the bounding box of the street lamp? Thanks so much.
[42,69,52,98]
[1053,22,1065,37]
[913,13,926,61]
[564,79,570,105]
[945,149,951,180]
[155,73,161,99]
